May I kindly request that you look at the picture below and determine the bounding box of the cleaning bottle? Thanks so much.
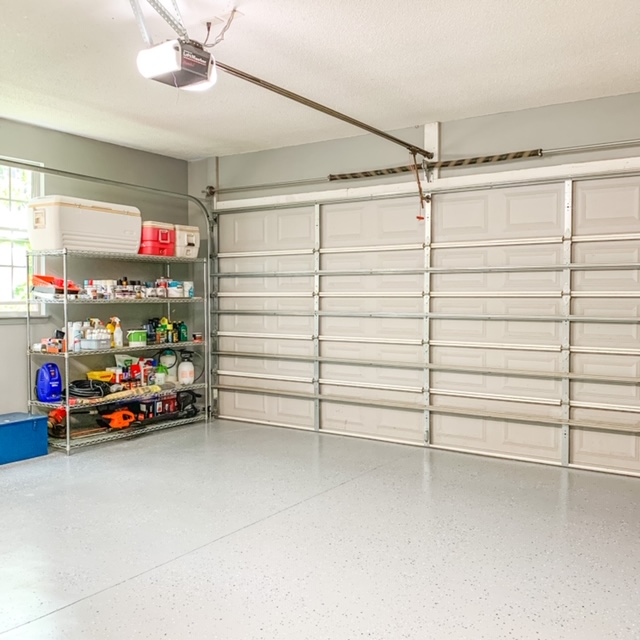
[106,317,116,347]
[178,351,195,385]
[113,317,124,348]
[160,349,178,382]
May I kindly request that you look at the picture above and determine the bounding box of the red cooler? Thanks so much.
[139,221,176,256]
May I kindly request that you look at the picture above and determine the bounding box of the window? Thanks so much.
[0,160,43,315]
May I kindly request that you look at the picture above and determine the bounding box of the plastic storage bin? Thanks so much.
[80,338,112,351]
[174,224,201,258]
[28,196,141,253]
[0,412,48,465]
[139,221,175,256]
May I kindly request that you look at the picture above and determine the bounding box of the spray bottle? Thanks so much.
[178,350,195,385]
[113,317,123,348]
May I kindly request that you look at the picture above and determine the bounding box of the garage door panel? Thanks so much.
[218,336,314,358]
[320,250,423,272]
[571,298,640,318]
[219,297,313,313]
[433,195,489,241]
[219,374,312,395]
[321,199,421,248]
[320,316,421,340]
[570,406,640,427]
[431,370,489,391]
[320,363,422,388]
[320,296,422,314]
[572,268,640,292]
[320,341,423,364]
[430,346,561,373]
[432,370,560,399]
[320,384,423,408]
[432,244,562,269]
[570,429,640,472]
[219,356,313,379]
[571,353,640,377]
[571,380,640,406]
[431,297,561,316]
[219,206,315,252]
[431,415,561,461]
[219,313,314,334]
[218,254,314,274]
[320,402,423,442]
[572,322,640,348]
[432,270,561,292]
[220,276,314,293]
[219,391,314,428]
[502,187,563,235]
[321,273,422,293]
[431,394,562,420]
[431,318,559,344]
[575,177,640,235]
[433,184,563,242]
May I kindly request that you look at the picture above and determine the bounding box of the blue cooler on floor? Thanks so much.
[0,412,48,465]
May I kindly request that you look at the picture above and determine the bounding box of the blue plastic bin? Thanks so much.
[0,412,48,465]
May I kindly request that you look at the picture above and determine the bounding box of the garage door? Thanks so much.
[214,173,640,476]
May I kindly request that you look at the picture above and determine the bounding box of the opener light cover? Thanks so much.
[136,39,216,91]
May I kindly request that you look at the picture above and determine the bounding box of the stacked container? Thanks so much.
[174,224,201,258]
[139,221,175,256]
[28,196,142,253]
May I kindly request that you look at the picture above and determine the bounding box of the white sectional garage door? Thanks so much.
[215,173,640,476]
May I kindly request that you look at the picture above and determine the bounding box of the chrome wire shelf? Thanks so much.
[28,249,206,264]
[29,341,207,358]
[30,383,207,411]
[28,296,203,304]
[48,415,205,449]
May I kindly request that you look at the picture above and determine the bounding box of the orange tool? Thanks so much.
[99,409,137,430]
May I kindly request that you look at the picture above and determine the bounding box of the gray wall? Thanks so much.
[0,119,189,414]
[192,91,640,200]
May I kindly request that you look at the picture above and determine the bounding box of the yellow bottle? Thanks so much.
[106,317,116,348]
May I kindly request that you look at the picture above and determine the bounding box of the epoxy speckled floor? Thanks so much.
[1,420,640,639]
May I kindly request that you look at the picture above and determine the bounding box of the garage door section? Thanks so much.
[215,173,640,476]
[570,177,640,473]
[429,184,565,462]
[319,198,425,443]
[217,206,316,429]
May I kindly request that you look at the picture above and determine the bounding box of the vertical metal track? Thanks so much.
[423,197,433,444]
[313,203,321,430]
[25,252,33,420]
[560,180,573,466]
[209,198,220,418]
[62,251,71,455]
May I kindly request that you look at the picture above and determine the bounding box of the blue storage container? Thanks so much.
[0,412,48,465]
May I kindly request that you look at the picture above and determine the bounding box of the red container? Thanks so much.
[139,221,175,256]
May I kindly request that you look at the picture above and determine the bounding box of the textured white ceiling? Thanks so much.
[1,0,639,160]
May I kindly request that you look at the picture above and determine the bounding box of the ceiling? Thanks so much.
[1,0,639,160]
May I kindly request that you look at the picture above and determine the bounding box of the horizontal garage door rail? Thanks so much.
[215,384,640,435]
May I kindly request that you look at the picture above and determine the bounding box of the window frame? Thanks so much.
[0,157,45,318]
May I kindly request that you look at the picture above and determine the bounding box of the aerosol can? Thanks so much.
[178,351,195,385]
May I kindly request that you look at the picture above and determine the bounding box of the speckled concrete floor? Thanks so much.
[1,420,639,639]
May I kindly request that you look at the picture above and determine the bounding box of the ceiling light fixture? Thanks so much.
[136,39,216,91]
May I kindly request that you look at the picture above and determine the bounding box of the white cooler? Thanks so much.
[174,224,201,258]
[28,196,142,254]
